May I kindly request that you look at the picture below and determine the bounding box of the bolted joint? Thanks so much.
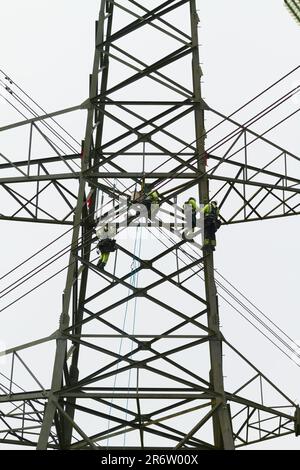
[135,288,146,297]
[139,414,151,423]
[209,332,222,341]
[59,314,70,331]
[140,259,152,269]
[137,133,151,142]
[138,341,151,351]
[59,294,70,330]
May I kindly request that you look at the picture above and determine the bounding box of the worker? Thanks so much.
[95,223,117,269]
[183,197,199,231]
[202,200,221,251]
[143,183,160,220]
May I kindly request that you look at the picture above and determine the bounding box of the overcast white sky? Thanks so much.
[0,0,300,450]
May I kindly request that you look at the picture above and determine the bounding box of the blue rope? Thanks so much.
[123,226,142,445]
[106,225,142,445]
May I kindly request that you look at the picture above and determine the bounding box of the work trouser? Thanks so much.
[192,210,196,230]
[145,200,159,220]
[100,252,110,265]
[204,219,216,247]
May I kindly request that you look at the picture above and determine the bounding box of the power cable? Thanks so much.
[0,69,80,147]
[152,225,300,367]
[1,66,300,321]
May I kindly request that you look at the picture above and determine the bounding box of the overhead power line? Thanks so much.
[1,65,300,367]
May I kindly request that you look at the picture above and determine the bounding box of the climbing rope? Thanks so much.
[106,224,142,445]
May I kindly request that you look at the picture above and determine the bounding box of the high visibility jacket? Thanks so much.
[149,191,159,204]
[98,238,116,253]
[184,199,198,211]
[203,203,219,217]
[145,190,159,204]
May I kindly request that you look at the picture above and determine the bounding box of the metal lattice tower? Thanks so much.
[285,0,300,24]
[0,0,300,449]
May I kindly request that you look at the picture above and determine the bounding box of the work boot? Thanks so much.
[97,261,106,269]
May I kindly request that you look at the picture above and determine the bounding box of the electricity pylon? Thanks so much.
[0,0,300,449]
[285,0,300,24]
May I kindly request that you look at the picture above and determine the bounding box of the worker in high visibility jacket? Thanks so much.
[202,201,221,251]
[96,223,117,269]
[183,197,199,231]
[143,183,160,219]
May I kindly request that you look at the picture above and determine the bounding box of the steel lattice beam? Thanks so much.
[0,0,299,450]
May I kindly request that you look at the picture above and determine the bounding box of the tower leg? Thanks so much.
[36,1,107,449]
[190,0,234,449]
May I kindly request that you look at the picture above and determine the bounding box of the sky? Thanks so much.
[0,0,300,450]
